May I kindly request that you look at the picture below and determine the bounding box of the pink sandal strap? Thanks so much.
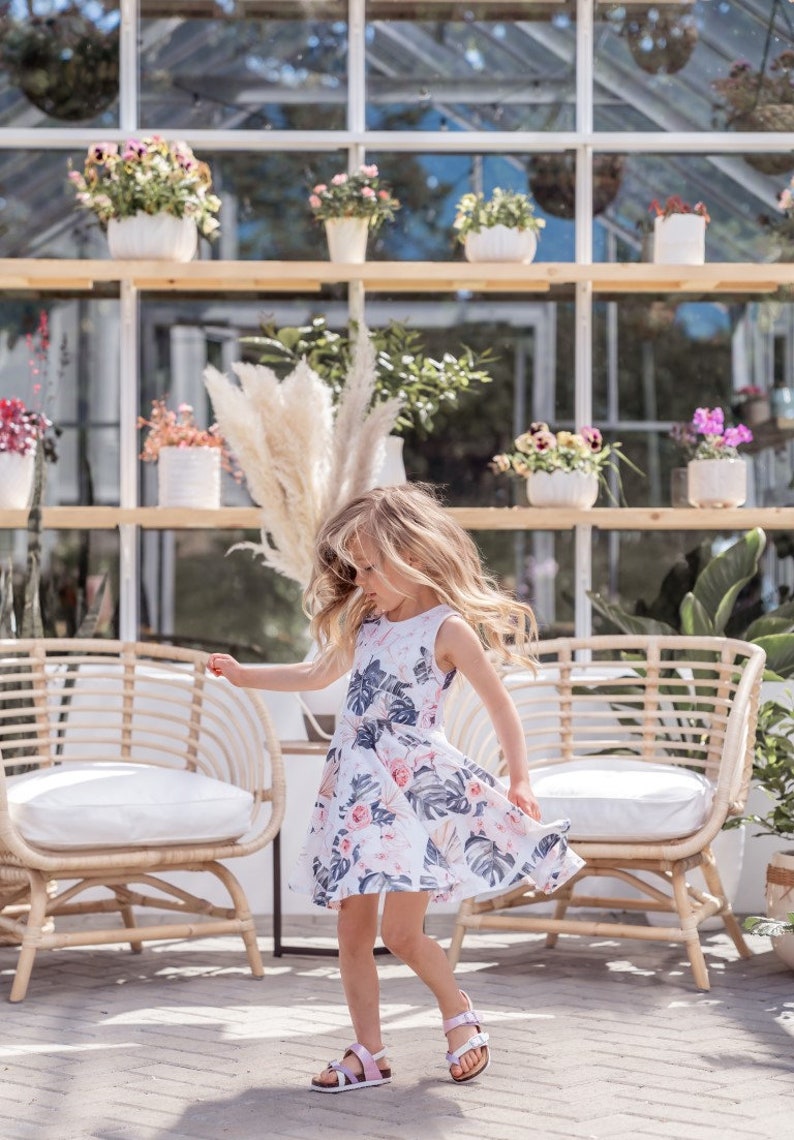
[346,1043,387,1083]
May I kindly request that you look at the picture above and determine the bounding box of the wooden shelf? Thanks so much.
[2,506,794,531]
[0,259,791,294]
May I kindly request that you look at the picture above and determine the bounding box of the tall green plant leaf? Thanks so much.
[588,592,677,636]
[680,592,715,636]
[691,527,765,634]
[753,634,794,679]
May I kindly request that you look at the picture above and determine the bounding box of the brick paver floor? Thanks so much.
[0,913,792,1140]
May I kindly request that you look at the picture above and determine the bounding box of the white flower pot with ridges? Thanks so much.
[464,226,538,264]
[324,217,370,263]
[766,850,794,969]
[526,469,599,509]
[0,450,36,509]
[687,458,746,509]
[157,446,221,508]
[373,435,407,486]
[653,214,706,265]
[107,213,198,261]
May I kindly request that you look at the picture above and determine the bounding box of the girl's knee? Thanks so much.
[380,918,423,961]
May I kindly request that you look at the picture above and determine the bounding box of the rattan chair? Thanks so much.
[443,635,765,990]
[0,639,285,1002]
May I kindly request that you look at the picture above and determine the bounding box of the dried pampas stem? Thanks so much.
[204,327,402,589]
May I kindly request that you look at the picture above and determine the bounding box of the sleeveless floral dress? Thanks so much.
[289,604,584,909]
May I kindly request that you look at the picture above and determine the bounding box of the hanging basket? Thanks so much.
[1,9,118,122]
[529,154,625,220]
[730,108,794,176]
[624,7,698,76]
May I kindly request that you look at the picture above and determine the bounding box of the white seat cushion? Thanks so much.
[532,758,714,841]
[7,763,254,849]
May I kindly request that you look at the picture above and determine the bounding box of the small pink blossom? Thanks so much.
[361,186,375,199]
[360,164,379,178]
[309,194,322,209]
[346,803,372,831]
[391,764,411,788]
[331,173,348,185]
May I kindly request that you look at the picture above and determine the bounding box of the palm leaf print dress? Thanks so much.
[290,605,584,909]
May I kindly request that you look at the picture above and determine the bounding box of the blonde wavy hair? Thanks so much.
[305,483,537,667]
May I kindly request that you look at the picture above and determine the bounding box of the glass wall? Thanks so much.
[0,0,792,648]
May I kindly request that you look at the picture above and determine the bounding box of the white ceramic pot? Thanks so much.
[766,850,794,969]
[107,213,198,262]
[526,469,599,509]
[0,450,36,509]
[324,217,370,263]
[374,435,407,487]
[687,458,746,509]
[157,446,221,508]
[653,214,706,265]
[464,226,538,264]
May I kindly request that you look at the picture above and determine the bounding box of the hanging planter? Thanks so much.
[624,6,699,76]
[713,53,794,177]
[529,154,625,220]
[0,5,119,122]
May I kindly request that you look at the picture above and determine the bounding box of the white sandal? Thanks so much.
[443,991,490,1084]
[310,1043,391,1093]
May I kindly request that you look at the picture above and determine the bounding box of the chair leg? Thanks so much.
[546,888,573,948]
[207,862,264,978]
[671,864,710,991]
[119,905,144,954]
[699,847,752,960]
[9,872,49,1003]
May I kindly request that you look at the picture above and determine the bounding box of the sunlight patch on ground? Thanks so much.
[0,1042,140,1058]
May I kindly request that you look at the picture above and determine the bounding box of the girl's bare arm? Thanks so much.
[436,617,541,821]
[208,647,352,692]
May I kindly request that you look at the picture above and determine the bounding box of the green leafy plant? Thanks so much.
[453,188,546,241]
[242,316,495,437]
[744,913,794,937]
[736,696,794,841]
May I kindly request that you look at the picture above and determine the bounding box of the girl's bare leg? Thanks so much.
[380,892,485,1079]
[314,894,389,1087]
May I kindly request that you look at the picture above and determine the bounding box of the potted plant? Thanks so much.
[0,397,52,510]
[308,164,400,263]
[67,137,221,262]
[623,4,699,76]
[712,51,794,176]
[732,385,771,428]
[684,406,753,508]
[490,422,640,509]
[452,187,545,263]
[138,399,239,509]
[650,196,710,265]
[758,173,794,263]
[0,1,118,122]
[736,698,794,969]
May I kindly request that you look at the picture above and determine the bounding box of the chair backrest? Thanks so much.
[0,639,281,808]
[444,635,765,818]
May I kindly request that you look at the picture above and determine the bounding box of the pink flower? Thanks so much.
[360,164,379,178]
[346,803,372,831]
[313,183,327,194]
[331,173,348,185]
[309,194,322,209]
[338,836,353,856]
[391,764,411,788]
[692,406,724,436]
[361,186,375,199]
[466,780,483,800]
[581,426,602,452]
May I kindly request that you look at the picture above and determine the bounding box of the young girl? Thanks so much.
[208,483,583,1092]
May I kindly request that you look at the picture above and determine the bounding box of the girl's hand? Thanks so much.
[207,653,242,686]
[508,779,542,822]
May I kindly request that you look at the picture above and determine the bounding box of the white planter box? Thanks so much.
[464,225,538,263]
[107,212,198,261]
[157,446,221,508]
[653,214,706,265]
